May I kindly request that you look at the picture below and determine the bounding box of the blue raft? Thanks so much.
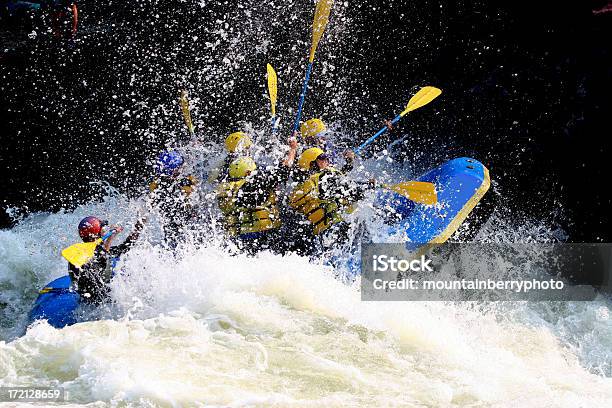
[376,157,490,243]
[28,157,490,329]
[28,275,80,329]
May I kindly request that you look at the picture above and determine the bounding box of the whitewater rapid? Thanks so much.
[1,197,612,407]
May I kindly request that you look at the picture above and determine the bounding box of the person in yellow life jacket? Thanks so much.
[288,147,375,254]
[211,131,253,183]
[294,118,356,183]
[217,137,298,255]
[149,150,199,248]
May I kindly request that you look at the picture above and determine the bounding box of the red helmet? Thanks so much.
[78,216,108,242]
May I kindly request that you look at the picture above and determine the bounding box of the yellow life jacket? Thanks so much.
[288,168,348,236]
[216,179,281,236]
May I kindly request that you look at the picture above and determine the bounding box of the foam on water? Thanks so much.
[1,201,612,406]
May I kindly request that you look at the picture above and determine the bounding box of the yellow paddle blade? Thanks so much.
[309,0,334,62]
[61,239,102,268]
[383,181,437,205]
[400,86,442,117]
[266,63,278,116]
[179,90,195,135]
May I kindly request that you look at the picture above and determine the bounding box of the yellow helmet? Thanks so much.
[297,147,325,171]
[300,118,326,141]
[228,157,257,179]
[225,132,252,153]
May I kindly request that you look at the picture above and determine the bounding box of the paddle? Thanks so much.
[292,0,334,135]
[61,230,116,268]
[179,90,195,137]
[354,86,442,154]
[381,181,437,205]
[267,63,278,135]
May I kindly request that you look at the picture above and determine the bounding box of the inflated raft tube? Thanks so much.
[28,275,80,329]
[376,157,490,244]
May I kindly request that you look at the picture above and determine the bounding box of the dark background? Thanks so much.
[1,0,610,241]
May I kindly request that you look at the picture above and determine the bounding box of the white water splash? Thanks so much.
[1,201,612,406]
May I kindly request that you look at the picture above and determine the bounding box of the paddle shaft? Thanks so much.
[292,62,314,134]
[353,86,441,155]
[101,230,116,242]
[353,113,402,154]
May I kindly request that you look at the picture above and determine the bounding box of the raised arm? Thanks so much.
[282,137,299,168]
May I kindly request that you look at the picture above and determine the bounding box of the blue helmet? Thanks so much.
[156,150,184,175]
